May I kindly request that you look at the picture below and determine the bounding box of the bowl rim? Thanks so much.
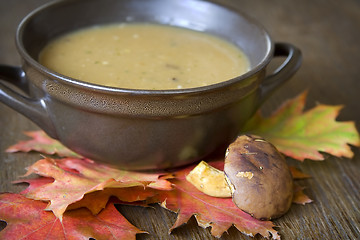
[16,0,274,95]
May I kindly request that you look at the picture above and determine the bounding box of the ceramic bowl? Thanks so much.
[0,0,301,170]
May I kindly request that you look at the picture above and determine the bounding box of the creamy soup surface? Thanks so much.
[39,23,250,90]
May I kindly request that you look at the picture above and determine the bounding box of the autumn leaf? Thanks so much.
[6,131,80,157]
[19,157,173,220]
[292,185,313,205]
[14,177,54,195]
[67,187,158,214]
[289,166,312,179]
[149,160,281,240]
[0,193,145,240]
[242,91,360,161]
[16,177,158,216]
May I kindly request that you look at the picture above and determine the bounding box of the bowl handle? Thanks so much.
[259,42,302,103]
[0,65,57,138]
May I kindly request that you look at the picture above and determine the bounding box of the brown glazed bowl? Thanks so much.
[0,0,301,170]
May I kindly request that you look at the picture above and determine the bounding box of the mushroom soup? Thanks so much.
[39,23,250,90]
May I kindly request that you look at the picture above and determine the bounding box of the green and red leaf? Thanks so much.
[243,91,360,161]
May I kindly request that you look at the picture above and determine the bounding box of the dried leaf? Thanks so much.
[292,185,313,205]
[149,160,281,239]
[243,91,360,161]
[19,157,172,220]
[289,166,312,179]
[0,193,145,240]
[6,131,79,157]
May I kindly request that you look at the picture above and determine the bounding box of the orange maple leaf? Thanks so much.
[17,177,158,216]
[19,157,172,220]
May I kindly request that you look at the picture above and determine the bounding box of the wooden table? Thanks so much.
[1,0,359,239]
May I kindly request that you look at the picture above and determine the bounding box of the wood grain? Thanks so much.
[1,0,359,239]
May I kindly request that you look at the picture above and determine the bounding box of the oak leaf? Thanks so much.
[242,91,360,161]
[19,157,172,220]
[0,193,145,240]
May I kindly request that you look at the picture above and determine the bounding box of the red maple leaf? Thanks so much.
[149,160,281,239]
[0,193,145,240]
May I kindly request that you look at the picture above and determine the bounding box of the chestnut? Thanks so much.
[186,135,293,220]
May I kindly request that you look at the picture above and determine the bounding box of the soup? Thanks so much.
[39,23,250,90]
